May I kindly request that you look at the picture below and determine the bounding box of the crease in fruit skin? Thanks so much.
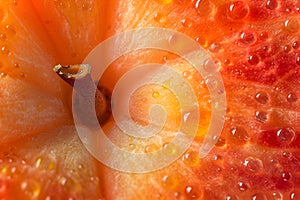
[53,64,111,125]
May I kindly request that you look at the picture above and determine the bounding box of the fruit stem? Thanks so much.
[53,64,110,125]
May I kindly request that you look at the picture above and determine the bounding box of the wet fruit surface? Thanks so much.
[0,0,299,199]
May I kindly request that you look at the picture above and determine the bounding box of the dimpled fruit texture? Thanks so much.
[101,0,300,199]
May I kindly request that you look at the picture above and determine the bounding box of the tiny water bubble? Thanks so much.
[152,91,160,98]
[272,192,283,200]
[0,72,7,78]
[252,193,267,200]
[228,1,249,20]
[277,127,296,145]
[237,181,249,191]
[5,24,16,36]
[287,92,298,102]
[238,31,256,46]
[185,186,200,199]
[292,41,300,49]
[296,55,300,65]
[1,46,10,56]
[258,32,269,41]
[21,180,41,199]
[284,18,300,33]
[254,111,268,123]
[194,0,213,17]
[229,126,250,145]
[162,175,179,190]
[243,157,263,173]
[266,0,278,10]
[225,195,239,200]
[255,92,269,104]
[0,33,6,41]
[182,151,200,167]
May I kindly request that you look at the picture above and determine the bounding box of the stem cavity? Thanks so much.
[54,64,111,125]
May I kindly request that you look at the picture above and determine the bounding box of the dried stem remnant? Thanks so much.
[54,64,110,125]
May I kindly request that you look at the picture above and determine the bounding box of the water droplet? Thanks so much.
[0,72,7,78]
[223,59,231,66]
[1,46,10,56]
[155,0,173,5]
[284,18,300,33]
[58,176,81,193]
[203,59,217,72]
[21,180,41,199]
[205,76,219,90]
[182,70,191,78]
[145,144,159,153]
[163,143,178,156]
[228,1,249,20]
[266,0,278,10]
[226,195,239,200]
[277,127,296,144]
[292,41,299,49]
[252,193,267,200]
[162,175,179,190]
[228,126,250,145]
[243,157,263,173]
[185,186,200,199]
[238,31,256,46]
[215,137,226,147]
[162,56,168,63]
[255,92,269,104]
[173,191,181,198]
[290,190,300,200]
[182,151,200,167]
[194,0,213,17]
[287,92,298,102]
[248,54,260,65]
[154,12,167,23]
[152,91,160,98]
[14,63,20,68]
[281,171,292,181]
[168,34,179,46]
[272,192,283,200]
[20,72,27,78]
[0,33,5,41]
[283,6,291,12]
[209,42,222,53]
[237,181,249,191]
[128,143,136,151]
[254,111,268,123]
[5,24,16,36]
[81,3,92,11]
[296,55,300,65]
[283,45,291,52]
[180,18,192,28]
[258,32,269,41]
[162,79,171,89]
